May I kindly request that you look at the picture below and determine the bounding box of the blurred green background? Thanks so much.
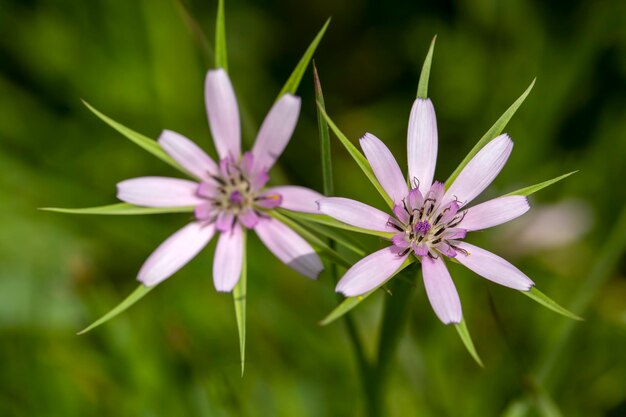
[1,0,626,416]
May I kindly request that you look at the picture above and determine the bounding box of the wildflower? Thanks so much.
[317,99,533,324]
[119,69,323,291]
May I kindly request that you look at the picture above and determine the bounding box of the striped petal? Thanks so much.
[454,242,534,290]
[205,69,241,159]
[213,223,244,292]
[443,134,513,207]
[360,133,408,204]
[317,197,393,233]
[138,222,215,287]
[254,217,323,279]
[421,256,462,324]
[336,247,408,296]
[459,196,530,231]
[117,177,204,207]
[267,185,323,214]
[158,130,217,180]
[252,94,301,172]
[407,98,438,190]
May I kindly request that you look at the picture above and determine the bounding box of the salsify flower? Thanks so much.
[118,69,323,291]
[317,99,534,324]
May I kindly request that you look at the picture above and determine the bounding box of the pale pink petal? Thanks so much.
[252,94,301,172]
[336,247,408,296]
[194,202,216,221]
[213,223,244,292]
[205,69,241,159]
[407,98,438,190]
[254,217,323,279]
[360,133,408,204]
[317,197,393,233]
[267,185,323,214]
[459,196,530,231]
[443,134,513,207]
[454,242,534,290]
[215,211,235,232]
[158,130,217,180]
[239,208,260,228]
[421,256,462,324]
[138,222,215,287]
[117,177,204,207]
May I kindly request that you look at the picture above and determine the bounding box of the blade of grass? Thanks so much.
[40,203,194,215]
[505,171,577,197]
[233,230,247,376]
[316,104,393,208]
[445,79,536,188]
[214,0,227,70]
[277,19,331,98]
[78,284,153,334]
[416,35,437,99]
[82,101,185,173]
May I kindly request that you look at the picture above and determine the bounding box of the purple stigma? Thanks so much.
[229,190,245,205]
[415,220,431,235]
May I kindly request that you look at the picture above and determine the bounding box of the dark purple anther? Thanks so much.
[229,190,245,204]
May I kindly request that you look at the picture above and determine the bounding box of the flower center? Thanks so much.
[390,181,468,259]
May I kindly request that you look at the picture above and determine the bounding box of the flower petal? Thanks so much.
[254,217,323,279]
[336,247,408,296]
[205,69,241,159]
[443,134,513,207]
[459,195,530,231]
[407,98,438,190]
[157,130,217,180]
[213,223,244,292]
[317,197,393,233]
[138,222,215,287]
[454,242,534,290]
[360,133,408,204]
[117,177,204,207]
[251,94,301,172]
[421,256,462,324]
[267,185,323,214]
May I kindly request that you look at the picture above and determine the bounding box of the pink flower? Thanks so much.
[317,99,533,324]
[118,69,323,291]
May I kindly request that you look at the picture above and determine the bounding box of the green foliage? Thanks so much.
[416,36,436,99]
[233,231,247,376]
[522,287,583,321]
[454,318,484,367]
[214,0,228,70]
[506,171,578,197]
[40,203,194,215]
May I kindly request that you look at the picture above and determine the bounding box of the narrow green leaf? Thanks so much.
[445,79,536,188]
[522,287,583,321]
[82,101,185,173]
[278,18,331,98]
[454,318,484,367]
[313,61,333,196]
[505,171,578,197]
[320,257,415,325]
[78,284,153,334]
[233,230,247,376]
[277,209,393,239]
[316,104,394,208]
[269,211,356,268]
[416,35,437,99]
[41,203,194,215]
[214,0,228,70]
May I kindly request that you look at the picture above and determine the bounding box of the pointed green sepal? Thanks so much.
[320,257,415,325]
[40,203,195,215]
[214,0,228,70]
[278,18,331,98]
[522,287,583,321]
[445,79,536,188]
[233,230,247,376]
[77,284,153,335]
[505,171,578,197]
[314,62,334,197]
[454,318,484,367]
[82,101,185,173]
[416,35,437,99]
[316,103,394,208]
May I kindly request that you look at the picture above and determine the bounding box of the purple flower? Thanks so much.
[118,69,323,291]
[317,98,533,324]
